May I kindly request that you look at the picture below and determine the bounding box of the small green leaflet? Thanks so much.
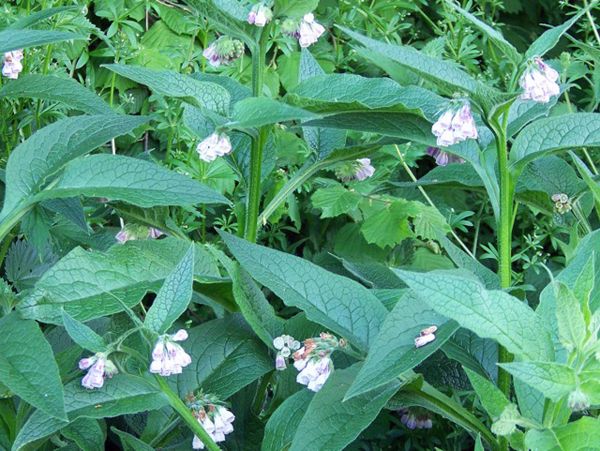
[62,310,107,353]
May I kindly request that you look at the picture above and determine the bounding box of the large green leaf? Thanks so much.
[32,154,229,207]
[394,270,554,361]
[261,390,314,451]
[144,244,195,334]
[500,362,576,402]
[524,417,600,451]
[345,291,459,400]
[510,113,600,173]
[61,418,106,451]
[340,27,481,94]
[0,29,86,53]
[289,365,400,451]
[18,239,220,324]
[229,97,318,128]
[220,231,388,352]
[103,64,230,114]
[176,315,272,399]
[12,375,168,451]
[0,75,113,115]
[0,313,66,421]
[1,115,149,216]
[464,367,509,419]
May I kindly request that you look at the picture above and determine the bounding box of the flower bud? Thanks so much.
[568,388,590,412]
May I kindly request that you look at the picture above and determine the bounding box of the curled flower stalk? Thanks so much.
[202,37,245,67]
[273,334,301,370]
[335,158,376,182]
[116,224,164,243]
[186,392,235,449]
[149,329,192,376]
[79,353,118,389]
[292,332,345,392]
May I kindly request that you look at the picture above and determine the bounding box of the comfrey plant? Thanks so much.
[1,1,600,451]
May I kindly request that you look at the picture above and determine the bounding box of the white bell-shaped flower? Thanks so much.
[149,329,192,376]
[298,13,325,48]
[354,158,375,181]
[520,57,560,103]
[196,132,232,162]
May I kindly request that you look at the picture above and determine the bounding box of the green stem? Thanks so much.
[244,30,269,242]
[0,206,32,244]
[155,377,220,451]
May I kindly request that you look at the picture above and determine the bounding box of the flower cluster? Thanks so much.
[293,332,345,392]
[196,132,232,162]
[426,147,464,166]
[568,388,590,412]
[282,14,325,48]
[79,353,118,389]
[2,50,24,79]
[149,329,192,376]
[248,2,273,27]
[203,37,244,68]
[431,103,478,147]
[335,158,376,182]
[186,392,235,449]
[398,408,433,430]
[551,193,572,215]
[116,224,164,243]
[519,57,560,104]
[414,325,437,348]
[273,334,301,370]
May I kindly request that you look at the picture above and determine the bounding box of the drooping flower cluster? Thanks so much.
[398,408,433,430]
[568,388,590,412]
[203,37,245,67]
[426,147,464,166]
[79,353,118,389]
[431,103,478,147]
[519,57,560,104]
[282,14,325,48]
[196,132,232,162]
[149,329,192,376]
[293,332,345,392]
[116,224,164,243]
[248,2,273,27]
[335,158,376,182]
[273,334,301,370]
[186,392,235,449]
[2,50,24,79]
[414,325,437,348]
[551,193,572,215]
[354,158,376,181]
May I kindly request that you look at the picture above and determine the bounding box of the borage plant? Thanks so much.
[0,1,599,451]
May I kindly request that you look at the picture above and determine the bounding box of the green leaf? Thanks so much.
[0,29,86,53]
[444,1,520,63]
[500,361,576,401]
[113,428,154,451]
[525,7,589,60]
[7,6,79,30]
[176,315,272,399]
[312,185,362,218]
[345,291,459,400]
[524,417,600,451]
[413,204,451,240]
[62,418,105,451]
[0,75,113,115]
[230,97,318,128]
[1,115,149,216]
[571,152,600,207]
[554,283,586,352]
[394,270,554,361]
[261,390,314,451]
[0,313,66,421]
[61,310,106,353]
[103,64,230,114]
[12,375,168,451]
[220,231,388,352]
[340,27,481,94]
[510,113,600,173]
[439,237,500,289]
[361,201,416,248]
[32,154,229,207]
[19,238,220,324]
[274,0,318,18]
[290,365,401,451]
[464,367,509,419]
[144,244,194,333]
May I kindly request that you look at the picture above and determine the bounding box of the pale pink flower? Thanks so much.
[298,13,325,48]
[354,158,375,181]
[248,3,272,27]
[196,132,232,162]
[426,147,464,166]
[79,354,117,389]
[296,356,332,392]
[115,228,132,243]
[202,44,222,67]
[2,50,24,79]
[149,329,192,376]
[275,354,287,371]
[273,334,301,371]
[192,407,235,449]
[520,57,560,103]
[148,227,164,239]
[431,103,478,147]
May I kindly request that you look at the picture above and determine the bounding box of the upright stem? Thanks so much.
[494,112,513,399]
[244,30,268,242]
